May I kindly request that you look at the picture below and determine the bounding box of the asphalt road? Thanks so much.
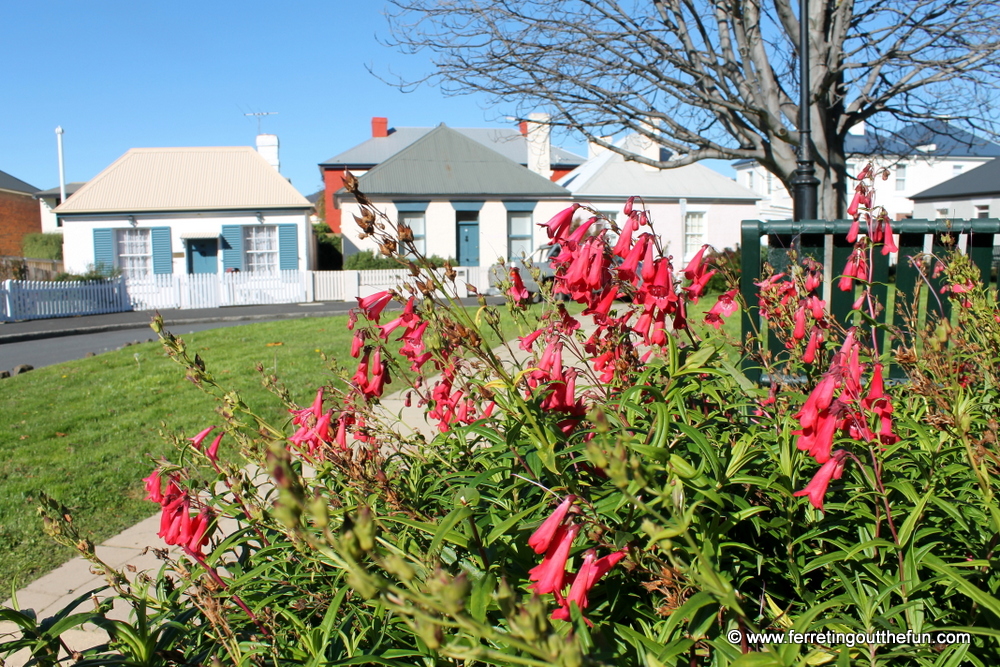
[0,320,285,373]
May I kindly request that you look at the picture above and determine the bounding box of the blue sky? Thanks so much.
[2,1,732,197]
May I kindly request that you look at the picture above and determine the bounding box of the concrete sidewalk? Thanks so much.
[0,315,559,665]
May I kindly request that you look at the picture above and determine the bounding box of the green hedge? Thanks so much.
[21,233,63,260]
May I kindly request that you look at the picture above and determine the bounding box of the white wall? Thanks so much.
[61,210,311,275]
[38,198,62,234]
[913,197,1000,220]
[339,199,572,267]
[735,156,994,220]
[572,199,755,261]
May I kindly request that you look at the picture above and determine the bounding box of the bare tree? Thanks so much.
[382,0,1000,219]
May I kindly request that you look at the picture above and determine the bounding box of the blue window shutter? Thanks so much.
[93,228,114,272]
[221,225,243,271]
[150,227,172,274]
[278,224,298,270]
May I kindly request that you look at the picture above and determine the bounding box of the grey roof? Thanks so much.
[306,190,323,204]
[734,120,1000,167]
[911,158,1000,200]
[560,145,758,201]
[321,126,585,168]
[0,170,39,194]
[345,124,570,198]
[35,182,88,198]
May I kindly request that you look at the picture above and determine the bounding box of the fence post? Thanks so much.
[739,220,762,383]
[1,279,11,322]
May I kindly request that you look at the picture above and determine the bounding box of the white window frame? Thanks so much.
[507,211,533,260]
[976,205,990,219]
[895,165,907,191]
[117,228,151,279]
[244,225,278,274]
[400,211,426,258]
[684,210,707,260]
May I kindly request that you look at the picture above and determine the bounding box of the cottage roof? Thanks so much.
[345,124,570,198]
[320,126,585,169]
[734,121,1000,169]
[560,144,758,201]
[55,147,311,214]
[34,182,88,198]
[0,169,39,195]
[911,158,1000,200]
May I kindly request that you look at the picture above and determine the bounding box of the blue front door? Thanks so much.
[457,214,480,267]
[187,239,218,274]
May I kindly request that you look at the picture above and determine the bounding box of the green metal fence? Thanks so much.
[739,218,1000,382]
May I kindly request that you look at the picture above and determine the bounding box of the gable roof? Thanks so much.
[560,141,758,201]
[911,158,1000,200]
[321,126,585,169]
[0,169,39,195]
[734,121,1000,167]
[347,124,570,198]
[56,147,311,214]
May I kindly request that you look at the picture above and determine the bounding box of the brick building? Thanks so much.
[0,170,42,256]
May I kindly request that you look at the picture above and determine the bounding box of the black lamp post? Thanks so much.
[791,0,820,221]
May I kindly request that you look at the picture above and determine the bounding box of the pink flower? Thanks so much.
[794,450,848,511]
[189,426,216,451]
[206,432,223,462]
[528,496,575,554]
[143,470,163,503]
[508,267,531,304]
[551,548,627,622]
[541,204,580,241]
[519,329,545,352]
[185,509,214,556]
[356,291,393,323]
[528,523,580,595]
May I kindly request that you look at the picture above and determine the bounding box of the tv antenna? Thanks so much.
[245,111,277,134]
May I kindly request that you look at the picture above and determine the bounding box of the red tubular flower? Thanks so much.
[143,471,163,503]
[519,328,545,352]
[795,406,840,463]
[551,549,628,622]
[881,216,898,255]
[617,234,649,281]
[704,289,739,330]
[683,245,709,281]
[528,523,580,595]
[847,215,861,244]
[189,426,216,451]
[794,450,848,511]
[623,196,635,216]
[206,432,224,462]
[793,306,808,340]
[528,496,575,554]
[640,241,657,283]
[356,291,393,323]
[508,267,531,303]
[185,509,214,556]
[803,326,824,364]
[542,204,580,241]
[611,216,637,258]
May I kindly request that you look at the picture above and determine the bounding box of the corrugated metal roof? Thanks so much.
[350,124,571,197]
[911,158,1000,200]
[733,121,1000,167]
[56,147,311,213]
[0,169,39,194]
[321,126,585,168]
[560,143,758,201]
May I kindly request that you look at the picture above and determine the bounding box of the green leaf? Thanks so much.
[924,554,1000,618]
[429,507,473,556]
[897,488,933,546]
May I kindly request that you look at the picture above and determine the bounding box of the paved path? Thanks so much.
[0,300,542,665]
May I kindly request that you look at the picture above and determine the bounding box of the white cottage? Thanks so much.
[559,135,759,261]
[56,146,313,277]
[335,124,571,269]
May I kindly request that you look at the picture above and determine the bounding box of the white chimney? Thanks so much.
[256,134,280,172]
[588,137,613,159]
[525,112,552,179]
[848,121,866,136]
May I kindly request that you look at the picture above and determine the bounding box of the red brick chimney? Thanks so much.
[372,117,389,138]
[518,121,528,136]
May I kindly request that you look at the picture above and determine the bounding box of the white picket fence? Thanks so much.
[0,267,496,322]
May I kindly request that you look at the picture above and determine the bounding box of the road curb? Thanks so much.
[0,310,350,344]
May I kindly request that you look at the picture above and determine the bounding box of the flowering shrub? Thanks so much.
[4,170,1000,666]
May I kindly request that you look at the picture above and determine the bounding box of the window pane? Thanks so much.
[401,213,425,236]
[895,165,906,191]
[684,212,706,258]
[509,212,532,237]
[509,237,532,259]
[117,229,151,279]
[244,226,277,273]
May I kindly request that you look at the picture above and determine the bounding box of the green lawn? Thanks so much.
[0,300,561,589]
